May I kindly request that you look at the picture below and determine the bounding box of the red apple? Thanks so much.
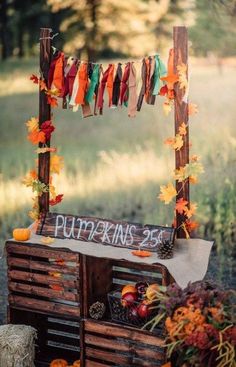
[121,292,138,307]
[137,301,151,318]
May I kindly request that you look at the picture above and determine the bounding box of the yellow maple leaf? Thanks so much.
[188,103,198,115]
[163,101,172,116]
[165,134,183,151]
[50,155,64,174]
[41,236,54,245]
[25,117,39,132]
[185,202,198,219]
[177,63,188,90]
[22,170,37,187]
[28,209,39,221]
[173,166,186,182]
[159,182,177,204]
[50,184,57,199]
[179,122,187,136]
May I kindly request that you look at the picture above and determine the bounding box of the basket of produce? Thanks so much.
[108,282,159,327]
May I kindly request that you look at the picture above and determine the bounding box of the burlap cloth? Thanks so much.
[15,231,213,289]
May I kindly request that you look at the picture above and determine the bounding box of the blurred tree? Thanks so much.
[189,0,236,57]
[47,0,185,59]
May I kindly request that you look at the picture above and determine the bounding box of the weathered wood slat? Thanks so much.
[84,334,163,360]
[9,281,79,302]
[113,260,166,274]
[84,320,164,347]
[112,270,162,285]
[8,295,80,317]
[86,347,131,365]
[7,257,79,275]
[85,360,109,367]
[8,269,78,288]
[6,242,79,261]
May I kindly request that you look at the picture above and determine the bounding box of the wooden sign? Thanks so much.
[37,212,175,252]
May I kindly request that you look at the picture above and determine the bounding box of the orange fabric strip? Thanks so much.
[75,63,89,105]
[106,64,114,107]
[128,63,137,117]
[52,52,65,96]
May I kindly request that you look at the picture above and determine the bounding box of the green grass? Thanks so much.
[0,58,235,281]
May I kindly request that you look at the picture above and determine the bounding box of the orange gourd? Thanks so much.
[13,228,31,241]
[131,250,151,258]
[73,361,80,367]
[50,359,68,367]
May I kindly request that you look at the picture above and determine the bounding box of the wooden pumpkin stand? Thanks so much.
[6,27,190,366]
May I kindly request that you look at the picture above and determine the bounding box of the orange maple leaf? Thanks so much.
[160,74,179,89]
[185,220,199,232]
[175,198,189,214]
[47,95,58,107]
[173,167,187,182]
[165,134,183,151]
[189,175,198,184]
[39,79,47,91]
[28,130,46,145]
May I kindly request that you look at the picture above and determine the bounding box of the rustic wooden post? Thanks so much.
[38,28,52,213]
[173,26,189,238]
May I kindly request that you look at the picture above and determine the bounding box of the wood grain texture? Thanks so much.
[38,27,52,213]
[37,212,175,251]
[174,26,189,238]
[8,295,80,317]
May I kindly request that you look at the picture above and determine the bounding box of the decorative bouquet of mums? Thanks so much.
[144,281,236,367]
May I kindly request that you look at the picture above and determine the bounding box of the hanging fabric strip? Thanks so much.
[52,51,65,96]
[106,64,115,107]
[48,50,60,88]
[152,55,167,96]
[112,63,122,107]
[69,62,80,109]
[68,61,79,97]
[97,64,113,115]
[120,62,130,106]
[85,64,99,104]
[144,57,151,103]
[137,58,147,111]
[146,56,156,105]
[94,65,103,115]
[128,63,137,117]
[75,63,88,105]
[62,56,76,108]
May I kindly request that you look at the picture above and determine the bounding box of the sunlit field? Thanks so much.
[0,58,235,284]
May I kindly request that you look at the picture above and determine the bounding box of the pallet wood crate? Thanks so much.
[6,25,190,366]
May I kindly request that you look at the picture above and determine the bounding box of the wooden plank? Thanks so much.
[85,334,163,360]
[6,242,79,261]
[8,295,80,317]
[84,320,164,347]
[38,27,52,213]
[173,26,189,238]
[7,256,79,275]
[112,270,162,285]
[9,281,79,302]
[113,259,165,274]
[8,269,78,288]
[37,212,175,251]
[85,360,109,367]
[86,347,131,365]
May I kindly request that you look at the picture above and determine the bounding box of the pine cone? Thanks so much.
[89,301,106,320]
[157,240,174,259]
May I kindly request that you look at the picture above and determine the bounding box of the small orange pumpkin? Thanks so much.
[73,360,80,367]
[50,359,68,367]
[13,228,31,241]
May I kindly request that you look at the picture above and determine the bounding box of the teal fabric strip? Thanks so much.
[85,64,99,103]
[152,55,167,95]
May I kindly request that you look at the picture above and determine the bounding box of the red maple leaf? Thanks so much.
[30,74,39,84]
[41,120,55,140]
[49,194,64,206]
[47,95,58,107]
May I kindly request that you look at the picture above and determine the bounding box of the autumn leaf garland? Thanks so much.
[23,75,64,221]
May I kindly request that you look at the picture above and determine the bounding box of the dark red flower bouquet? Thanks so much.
[144,281,236,367]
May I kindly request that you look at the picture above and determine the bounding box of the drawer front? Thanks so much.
[83,319,165,367]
